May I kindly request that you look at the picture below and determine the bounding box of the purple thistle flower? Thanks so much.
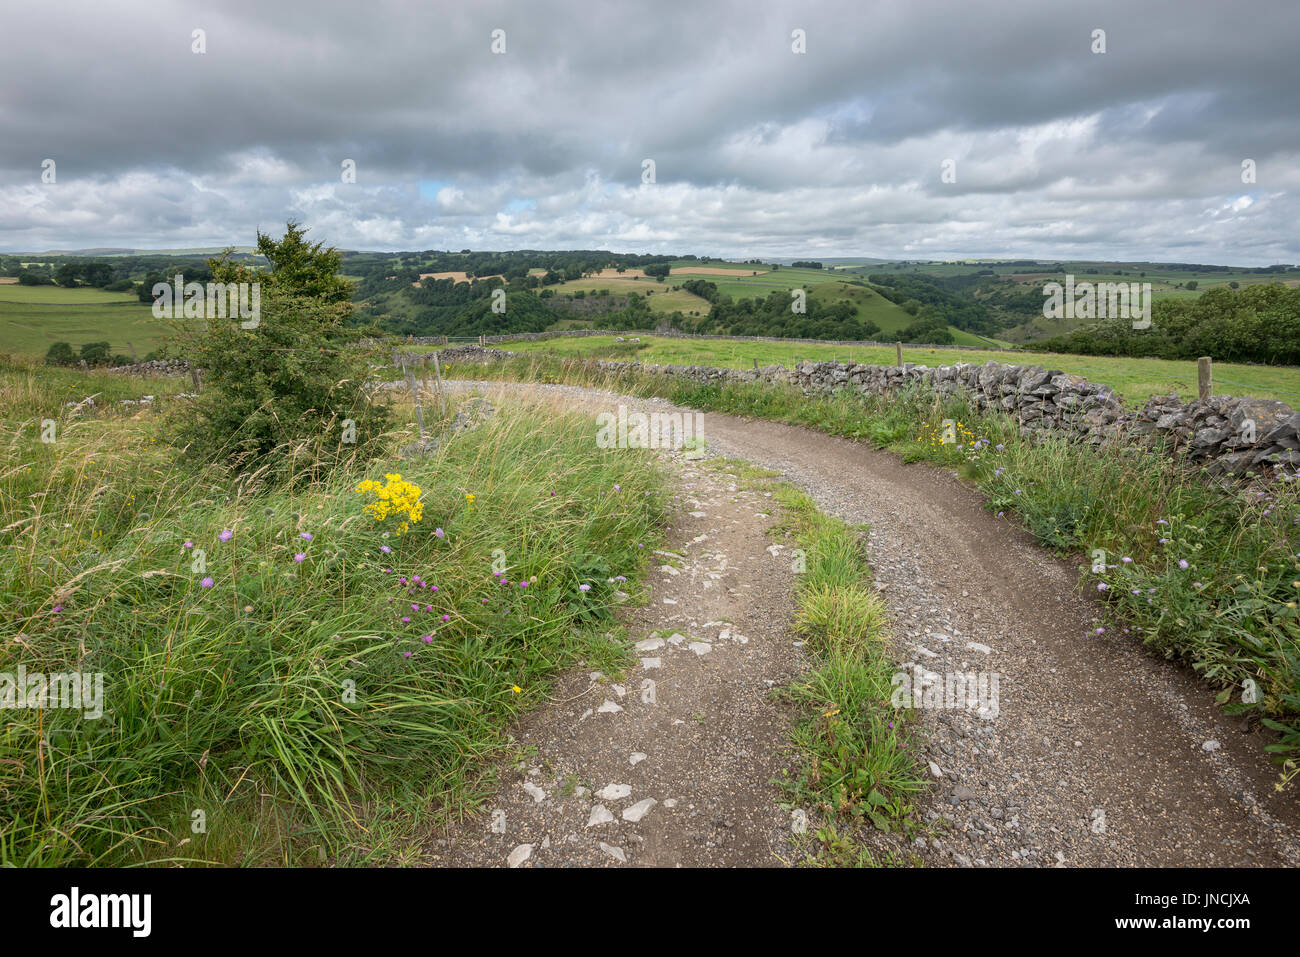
[1178,559,1189,569]
[200,577,214,588]
[401,616,410,623]
[183,540,193,549]
[381,545,392,554]
[435,528,445,539]
[422,635,433,644]
[404,651,412,659]
[441,614,450,622]
[579,583,591,592]
[294,553,306,562]
[300,532,313,540]
[52,604,63,613]
[219,530,233,542]
[1097,583,1107,591]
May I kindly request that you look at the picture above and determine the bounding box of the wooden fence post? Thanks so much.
[189,368,201,392]
[401,355,425,441]
[432,352,447,417]
[1198,356,1213,401]
[896,341,903,367]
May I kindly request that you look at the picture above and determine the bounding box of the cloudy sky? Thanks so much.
[1,0,1297,263]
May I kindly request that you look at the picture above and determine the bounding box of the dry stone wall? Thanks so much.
[439,345,1300,480]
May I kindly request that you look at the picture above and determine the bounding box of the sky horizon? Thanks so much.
[3,0,1297,265]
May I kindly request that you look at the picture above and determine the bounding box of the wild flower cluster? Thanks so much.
[916,419,996,465]
[355,473,424,535]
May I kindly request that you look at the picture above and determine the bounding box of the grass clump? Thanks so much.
[770,483,925,833]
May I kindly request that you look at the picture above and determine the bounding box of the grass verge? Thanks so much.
[0,357,666,865]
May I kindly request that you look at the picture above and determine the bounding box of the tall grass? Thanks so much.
[0,358,665,864]
[446,354,1300,780]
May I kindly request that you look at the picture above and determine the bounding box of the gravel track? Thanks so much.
[430,378,1300,868]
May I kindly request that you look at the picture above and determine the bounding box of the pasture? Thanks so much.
[0,284,170,357]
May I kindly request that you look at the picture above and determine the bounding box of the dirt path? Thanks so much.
[427,437,804,867]
[430,379,1300,867]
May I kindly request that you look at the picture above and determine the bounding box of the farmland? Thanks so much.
[543,261,988,342]
[0,284,170,357]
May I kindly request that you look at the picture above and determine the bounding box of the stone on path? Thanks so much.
[587,804,614,827]
[595,784,632,801]
[623,798,657,823]
[599,842,627,863]
[507,844,532,868]
[521,781,545,802]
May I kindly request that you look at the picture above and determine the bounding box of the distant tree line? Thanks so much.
[1027,284,1300,365]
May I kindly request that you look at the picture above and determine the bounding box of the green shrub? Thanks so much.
[170,223,392,481]
[44,341,75,366]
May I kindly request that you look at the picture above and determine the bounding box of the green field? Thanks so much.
[545,277,711,316]
[0,284,170,357]
[546,262,995,343]
[496,334,1300,406]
